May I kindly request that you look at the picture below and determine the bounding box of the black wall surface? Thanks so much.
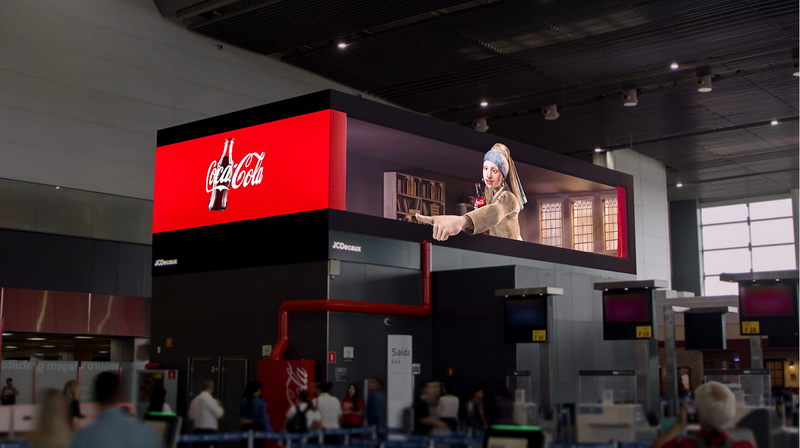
[0,228,152,297]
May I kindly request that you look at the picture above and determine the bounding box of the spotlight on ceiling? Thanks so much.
[676,183,683,188]
[771,120,779,126]
[794,59,799,77]
[594,148,603,153]
[480,101,488,107]
[696,75,712,92]
[542,104,559,120]
[670,62,679,70]
[472,117,489,133]
[622,89,638,106]
[337,42,347,49]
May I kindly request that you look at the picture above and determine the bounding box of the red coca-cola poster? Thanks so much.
[153,110,346,234]
[257,359,315,435]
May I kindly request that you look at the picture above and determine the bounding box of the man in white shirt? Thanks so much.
[188,380,225,448]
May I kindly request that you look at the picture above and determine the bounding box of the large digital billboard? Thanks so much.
[153,109,346,233]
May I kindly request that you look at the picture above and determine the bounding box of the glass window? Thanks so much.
[752,245,797,272]
[701,198,796,296]
[703,275,739,296]
[701,204,748,225]
[603,198,618,251]
[703,248,751,276]
[540,201,563,247]
[749,199,793,220]
[702,222,750,250]
[572,199,593,252]
[750,219,795,246]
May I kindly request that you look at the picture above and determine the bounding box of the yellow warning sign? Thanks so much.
[636,326,652,338]
[532,330,547,342]
[741,321,760,334]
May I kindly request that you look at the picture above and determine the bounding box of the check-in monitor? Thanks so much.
[143,413,182,448]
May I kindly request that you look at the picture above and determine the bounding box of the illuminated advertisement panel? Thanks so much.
[153,109,346,233]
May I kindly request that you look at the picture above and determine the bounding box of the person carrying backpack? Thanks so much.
[283,391,322,433]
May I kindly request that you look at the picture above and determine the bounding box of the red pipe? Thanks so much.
[272,241,432,361]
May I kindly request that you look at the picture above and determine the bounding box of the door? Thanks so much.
[188,356,217,427]
[218,357,249,435]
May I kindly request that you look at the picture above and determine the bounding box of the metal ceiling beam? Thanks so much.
[280,0,497,62]
[176,0,240,21]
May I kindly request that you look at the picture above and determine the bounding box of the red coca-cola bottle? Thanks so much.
[208,138,234,211]
[474,182,486,209]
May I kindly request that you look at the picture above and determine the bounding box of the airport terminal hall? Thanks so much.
[0,1,799,447]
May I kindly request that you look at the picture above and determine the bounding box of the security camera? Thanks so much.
[383,318,391,326]
[542,104,559,120]
[217,44,224,51]
[472,117,489,133]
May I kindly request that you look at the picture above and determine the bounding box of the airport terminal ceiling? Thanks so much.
[155,0,799,203]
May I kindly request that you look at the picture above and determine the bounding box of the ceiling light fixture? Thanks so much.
[27,337,46,341]
[696,75,712,92]
[99,350,109,354]
[480,101,488,107]
[594,148,603,153]
[670,62,679,70]
[542,104,559,120]
[771,120,779,126]
[622,89,638,106]
[75,336,94,339]
[337,42,347,49]
[5,346,17,349]
[676,183,683,188]
[41,345,55,348]
[2,333,12,336]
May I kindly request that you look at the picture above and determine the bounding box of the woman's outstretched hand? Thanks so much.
[415,214,470,241]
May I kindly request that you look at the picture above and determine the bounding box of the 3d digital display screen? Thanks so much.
[740,283,796,317]
[603,292,651,323]
[153,110,346,234]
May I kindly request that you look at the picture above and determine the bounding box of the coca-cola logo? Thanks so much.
[205,141,266,194]
[285,363,309,407]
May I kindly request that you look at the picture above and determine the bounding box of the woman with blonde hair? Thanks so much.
[62,380,82,431]
[27,388,71,448]
[417,142,527,241]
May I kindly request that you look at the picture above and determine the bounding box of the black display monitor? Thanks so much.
[738,280,799,336]
[602,288,655,340]
[504,297,549,343]
[684,312,727,350]
[143,413,182,448]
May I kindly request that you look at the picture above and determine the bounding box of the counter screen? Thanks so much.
[603,292,650,323]
[740,283,795,317]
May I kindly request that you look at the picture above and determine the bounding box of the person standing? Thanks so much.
[62,380,82,431]
[413,380,447,435]
[437,382,459,430]
[341,383,363,428]
[314,382,342,443]
[465,386,488,431]
[493,386,514,425]
[239,381,270,447]
[188,380,225,448]
[2,378,20,405]
[70,372,160,448]
[146,386,172,414]
[366,378,386,430]
[27,389,72,448]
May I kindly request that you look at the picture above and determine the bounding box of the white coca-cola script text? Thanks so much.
[205,152,265,193]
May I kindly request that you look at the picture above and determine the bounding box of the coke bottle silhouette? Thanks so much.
[208,138,234,211]
[474,182,486,209]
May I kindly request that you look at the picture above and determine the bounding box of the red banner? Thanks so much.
[153,110,346,233]
[257,359,316,434]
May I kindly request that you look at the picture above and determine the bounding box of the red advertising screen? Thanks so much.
[603,292,650,323]
[153,110,346,233]
[740,283,795,317]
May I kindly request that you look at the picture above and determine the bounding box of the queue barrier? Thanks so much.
[175,427,485,446]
